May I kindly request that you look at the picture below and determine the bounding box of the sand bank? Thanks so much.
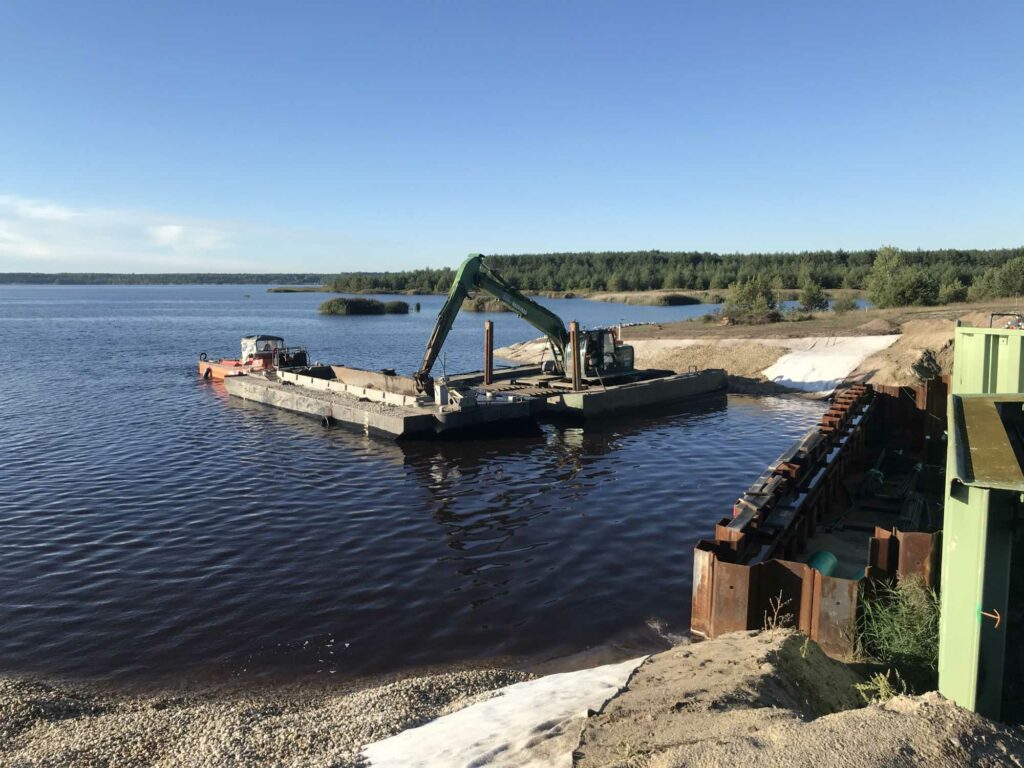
[575,630,1024,768]
[4,631,1021,767]
[496,334,901,395]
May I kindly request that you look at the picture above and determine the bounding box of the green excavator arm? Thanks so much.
[415,254,570,395]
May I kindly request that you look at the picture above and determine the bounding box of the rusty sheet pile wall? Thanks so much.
[690,382,943,659]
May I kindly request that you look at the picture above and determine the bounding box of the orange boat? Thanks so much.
[199,335,309,380]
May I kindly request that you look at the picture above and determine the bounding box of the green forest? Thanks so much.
[4,247,1022,310]
[324,247,1024,299]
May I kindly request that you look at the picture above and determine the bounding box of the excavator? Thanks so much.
[414,254,635,396]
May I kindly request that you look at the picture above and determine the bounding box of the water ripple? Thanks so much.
[0,285,824,684]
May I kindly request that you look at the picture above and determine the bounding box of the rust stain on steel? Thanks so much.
[757,559,812,634]
[868,527,897,576]
[711,561,754,636]
[867,527,941,586]
[811,573,859,659]
[690,543,716,640]
[896,530,941,586]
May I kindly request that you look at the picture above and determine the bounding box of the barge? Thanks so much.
[214,253,726,437]
[223,362,726,439]
[223,365,533,439]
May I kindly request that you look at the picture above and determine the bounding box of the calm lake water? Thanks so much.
[0,285,824,685]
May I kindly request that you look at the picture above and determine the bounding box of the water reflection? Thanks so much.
[1,283,823,684]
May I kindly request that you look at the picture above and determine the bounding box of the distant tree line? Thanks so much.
[865,247,1024,307]
[717,246,1024,320]
[325,247,1023,296]
[6,247,1022,309]
[0,273,327,285]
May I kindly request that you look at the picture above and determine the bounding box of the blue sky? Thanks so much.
[1,1,1021,272]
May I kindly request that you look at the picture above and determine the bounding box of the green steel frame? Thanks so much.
[939,323,1024,719]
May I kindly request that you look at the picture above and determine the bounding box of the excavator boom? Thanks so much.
[415,254,570,394]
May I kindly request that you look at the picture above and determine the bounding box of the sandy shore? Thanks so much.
[5,630,1022,766]
[493,304,1002,393]
[576,630,1024,768]
[496,333,904,394]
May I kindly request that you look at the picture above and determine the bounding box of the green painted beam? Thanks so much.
[951,326,1024,395]
[939,323,1024,720]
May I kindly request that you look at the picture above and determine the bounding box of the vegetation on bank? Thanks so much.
[462,296,511,312]
[866,247,1024,307]
[591,291,707,306]
[323,247,1022,295]
[701,244,1023,325]
[718,275,783,324]
[856,578,940,699]
[646,293,703,306]
[318,297,409,315]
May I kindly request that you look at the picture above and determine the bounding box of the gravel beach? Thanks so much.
[0,667,532,767]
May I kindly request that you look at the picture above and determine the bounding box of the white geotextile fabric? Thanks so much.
[363,655,646,768]
[760,335,899,393]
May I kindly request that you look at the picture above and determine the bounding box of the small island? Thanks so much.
[318,297,410,315]
[461,296,511,312]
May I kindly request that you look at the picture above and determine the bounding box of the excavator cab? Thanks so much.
[579,328,634,379]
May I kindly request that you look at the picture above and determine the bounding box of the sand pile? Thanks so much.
[647,692,1024,768]
[494,339,549,364]
[856,318,902,335]
[3,631,1021,767]
[495,338,792,393]
[0,669,530,767]
[636,341,783,379]
[575,630,1024,768]
[850,318,957,387]
[495,335,898,395]
[637,342,792,394]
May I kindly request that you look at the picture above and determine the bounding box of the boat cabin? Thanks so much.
[200,335,310,380]
[241,335,285,361]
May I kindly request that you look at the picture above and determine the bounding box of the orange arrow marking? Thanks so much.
[980,608,1001,629]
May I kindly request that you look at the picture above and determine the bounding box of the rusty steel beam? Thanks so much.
[483,320,494,386]
[811,572,859,659]
[569,321,582,391]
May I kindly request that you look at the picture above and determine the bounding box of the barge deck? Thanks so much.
[222,363,727,438]
[222,366,532,439]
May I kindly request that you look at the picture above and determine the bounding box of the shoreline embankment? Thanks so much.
[495,312,970,395]
[4,630,1022,766]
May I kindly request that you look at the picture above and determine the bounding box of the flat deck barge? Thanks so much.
[223,366,532,439]
[222,363,727,439]
[448,364,727,418]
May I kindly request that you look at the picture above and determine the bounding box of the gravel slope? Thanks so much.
[0,668,531,767]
